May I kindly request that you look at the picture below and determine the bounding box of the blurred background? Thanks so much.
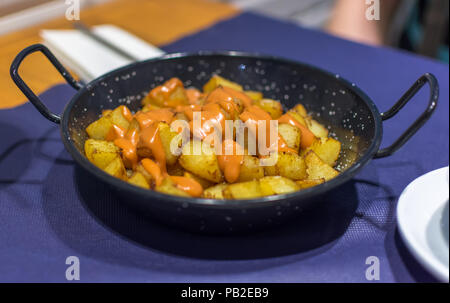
[1,0,448,62]
[0,0,448,108]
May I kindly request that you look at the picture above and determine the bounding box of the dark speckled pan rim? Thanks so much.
[60,51,383,209]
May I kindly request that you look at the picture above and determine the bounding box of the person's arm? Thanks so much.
[327,0,400,46]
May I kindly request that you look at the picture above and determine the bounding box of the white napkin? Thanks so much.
[40,24,165,81]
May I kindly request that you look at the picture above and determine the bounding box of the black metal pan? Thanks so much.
[10,44,439,233]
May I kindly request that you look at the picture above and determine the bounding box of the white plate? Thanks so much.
[397,166,449,282]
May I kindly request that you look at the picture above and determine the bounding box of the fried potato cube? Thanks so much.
[245,90,263,101]
[86,116,113,140]
[103,156,127,180]
[134,122,181,165]
[304,151,339,181]
[135,162,154,185]
[155,177,190,197]
[223,180,264,199]
[128,172,150,189]
[287,110,307,127]
[264,152,307,180]
[278,123,302,151]
[305,117,329,138]
[179,141,223,183]
[259,176,300,196]
[296,179,325,190]
[158,122,181,166]
[292,104,308,117]
[109,106,130,130]
[174,112,189,122]
[308,137,341,166]
[238,155,264,182]
[84,139,119,169]
[203,75,243,93]
[254,99,283,119]
[203,183,228,199]
[142,103,161,112]
[102,109,113,116]
[184,171,213,189]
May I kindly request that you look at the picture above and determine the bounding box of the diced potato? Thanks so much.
[143,78,188,108]
[179,141,223,183]
[174,112,189,122]
[305,117,329,138]
[203,75,243,93]
[103,156,127,180]
[292,104,308,117]
[264,152,307,180]
[102,109,113,116]
[278,123,302,151]
[86,116,113,140]
[304,151,339,181]
[134,122,181,165]
[308,137,341,166]
[245,90,263,101]
[296,179,325,190]
[128,172,150,189]
[203,183,228,199]
[109,106,130,130]
[254,99,283,119]
[84,139,119,169]
[155,177,190,197]
[259,176,300,196]
[158,122,181,166]
[238,155,264,182]
[223,180,264,199]
[84,75,345,199]
[184,171,213,189]
[142,103,161,112]
[135,162,154,184]
[287,110,307,127]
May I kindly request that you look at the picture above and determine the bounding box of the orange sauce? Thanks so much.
[278,113,315,148]
[186,88,203,104]
[170,176,203,197]
[189,103,226,140]
[105,124,126,141]
[206,87,241,117]
[114,127,139,169]
[240,105,296,154]
[120,105,134,122]
[222,86,253,108]
[149,78,184,100]
[141,158,164,186]
[217,140,244,183]
[175,104,202,121]
[135,108,174,129]
[140,123,167,174]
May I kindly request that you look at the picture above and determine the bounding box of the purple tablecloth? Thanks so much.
[0,13,448,282]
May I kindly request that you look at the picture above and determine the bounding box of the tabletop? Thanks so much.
[0,1,448,283]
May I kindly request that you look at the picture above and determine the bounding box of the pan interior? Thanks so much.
[66,54,378,173]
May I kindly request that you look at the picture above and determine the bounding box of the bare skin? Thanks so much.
[327,0,400,46]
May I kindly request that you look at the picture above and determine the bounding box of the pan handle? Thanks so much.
[374,73,439,158]
[10,44,83,124]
